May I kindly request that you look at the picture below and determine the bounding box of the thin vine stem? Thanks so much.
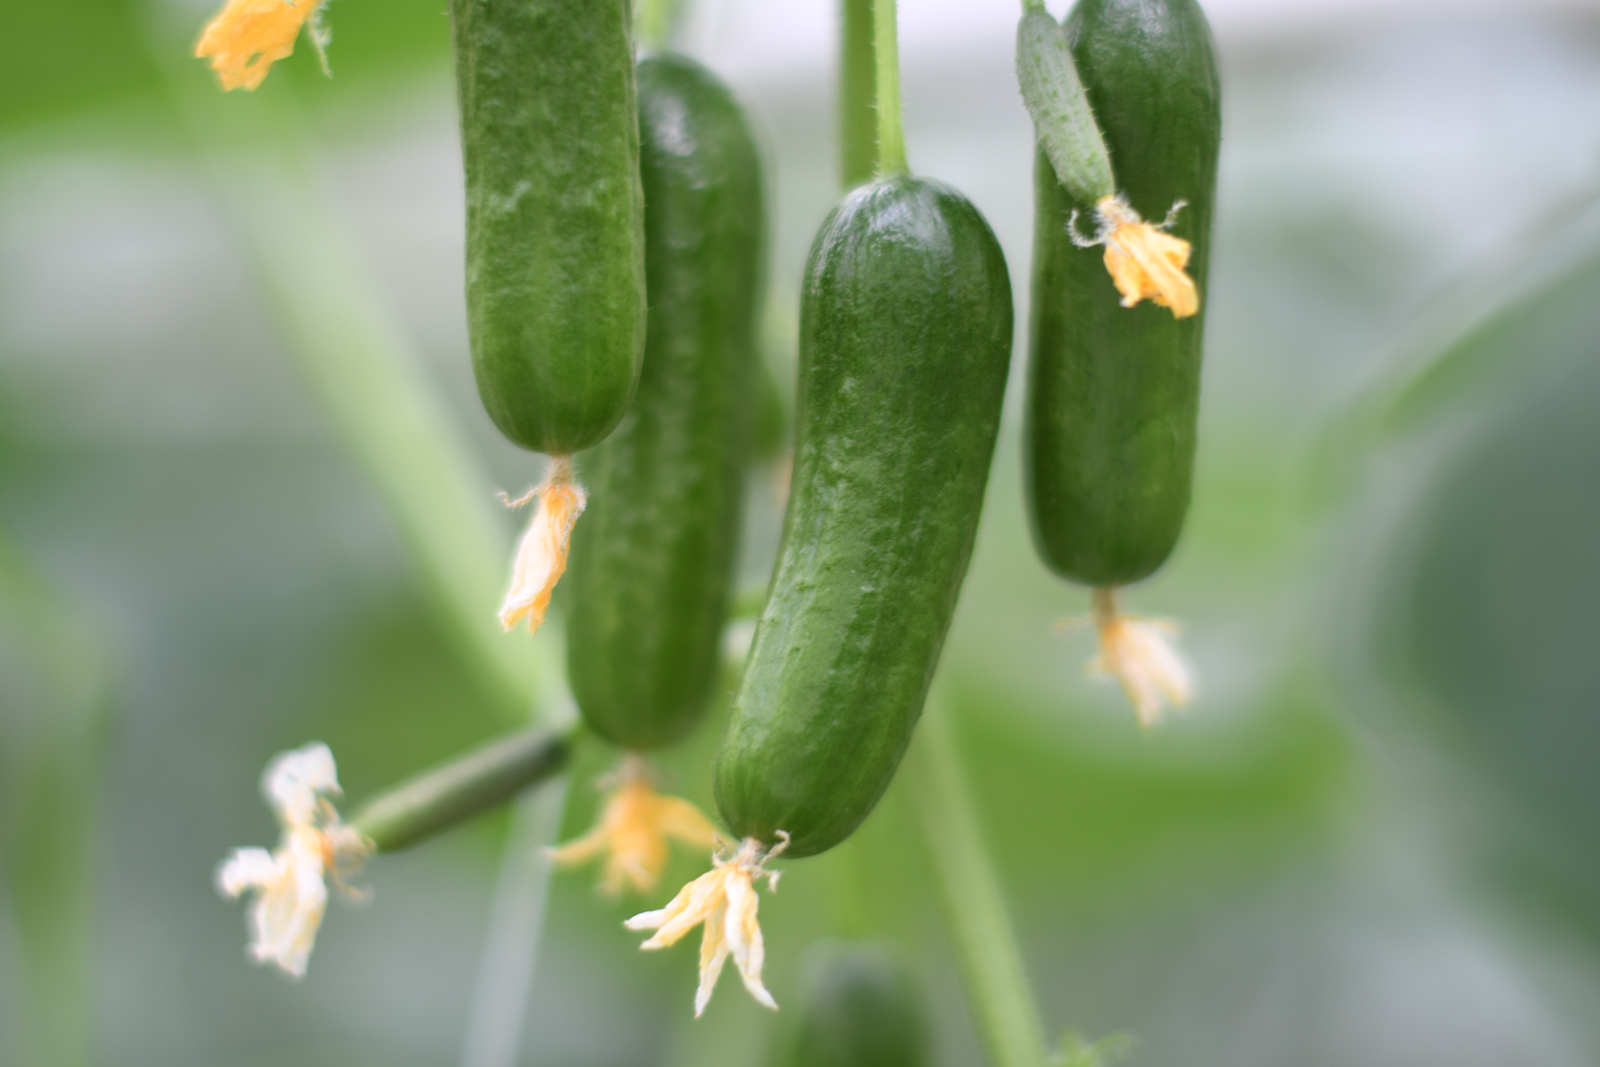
[840,0,879,187]
[908,692,1050,1067]
[873,0,907,176]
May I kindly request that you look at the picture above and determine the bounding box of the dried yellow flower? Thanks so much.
[625,834,788,1017]
[1072,196,1199,319]
[550,757,721,896]
[195,0,329,92]
[1086,587,1192,728]
[499,456,587,636]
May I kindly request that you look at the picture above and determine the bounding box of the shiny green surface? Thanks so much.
[451,0,645,455]
[1025,0,1220,587]
[565,54,765,751]
[714,177,1012,858]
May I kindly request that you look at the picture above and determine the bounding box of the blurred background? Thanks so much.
[3,0,1600,1064]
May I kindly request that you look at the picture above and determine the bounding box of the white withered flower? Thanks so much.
[216,742,370,978]
[625,833,787,1017]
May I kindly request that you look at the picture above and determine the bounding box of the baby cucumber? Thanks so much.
[1025,0,1220,586]
[714,176,1013,858]
[781,943,927,1067]
[451,0,645,455]
[564,54,766,750]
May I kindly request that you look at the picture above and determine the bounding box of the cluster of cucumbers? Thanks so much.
[450,0,1217,869]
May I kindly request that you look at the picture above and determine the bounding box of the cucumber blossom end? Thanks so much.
[549,754,720,896]
[498,456,587,637]
[1072,196,1199,319]
[1082,587,1191,728]
[626,833,790,1016]
[196,0,330,91]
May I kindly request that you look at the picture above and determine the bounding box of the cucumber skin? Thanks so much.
[1025,0,1220,587]
[451,0,645,455]
[564,54,766,751]
[715,177,1013,858]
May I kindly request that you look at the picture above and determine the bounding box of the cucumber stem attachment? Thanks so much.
[872,0,907,177]
[499,456,587,635]
[549,754,721,895]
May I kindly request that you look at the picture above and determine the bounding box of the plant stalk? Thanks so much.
[840,0,879,187]
[873,0,908,177]
[350,724,576,852]
[907,694,1050,1067]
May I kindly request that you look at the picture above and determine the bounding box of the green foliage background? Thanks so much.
[3,2,1600,1065]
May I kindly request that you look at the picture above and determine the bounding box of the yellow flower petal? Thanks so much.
[499,456,586,636]
[195,0,326,92]
[626,835,787,1016]
[550,757,720,896]
[1091,196,1200,319]
[1088,587,1192,728]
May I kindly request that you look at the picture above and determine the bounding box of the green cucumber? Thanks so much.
[451,0,645,455]
[1025,0,1220,587]
[714,176,1013,858]
[564,53,766,751]
[781,943,928,1067]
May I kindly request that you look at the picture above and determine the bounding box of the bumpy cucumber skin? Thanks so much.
[715,177,1013,858]
[564,54,766,751]
[451,0,645,455]
[1025,0,1220,587]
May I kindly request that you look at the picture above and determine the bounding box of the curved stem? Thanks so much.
[908,693,1050,1067]
[873,0,907,176]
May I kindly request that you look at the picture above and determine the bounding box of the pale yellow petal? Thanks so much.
[498,470,586,634]
[195,0,322,91]
[722,869,776,1010]
[652,793,721,851]
[693,900,731,1018]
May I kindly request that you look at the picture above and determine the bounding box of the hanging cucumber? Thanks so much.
[450,0,646,636]
[563,53,766,753]
[1024,0,1220,725]
[550,54,765,896]
[713,174,1012,859]
[628,174,1010,1015]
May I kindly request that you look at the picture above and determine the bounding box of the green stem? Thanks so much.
[839,0,879,188]
[350,724,576,852]
[907,695,1050,1067]
[872,0,907,176]
[1020,0,1045,12]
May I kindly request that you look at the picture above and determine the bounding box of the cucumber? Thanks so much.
[564,53,766,750]
[714,176,1013,859]
[1025,0,1220,587]
[781,943,927,1067]
[451,0,645,455]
